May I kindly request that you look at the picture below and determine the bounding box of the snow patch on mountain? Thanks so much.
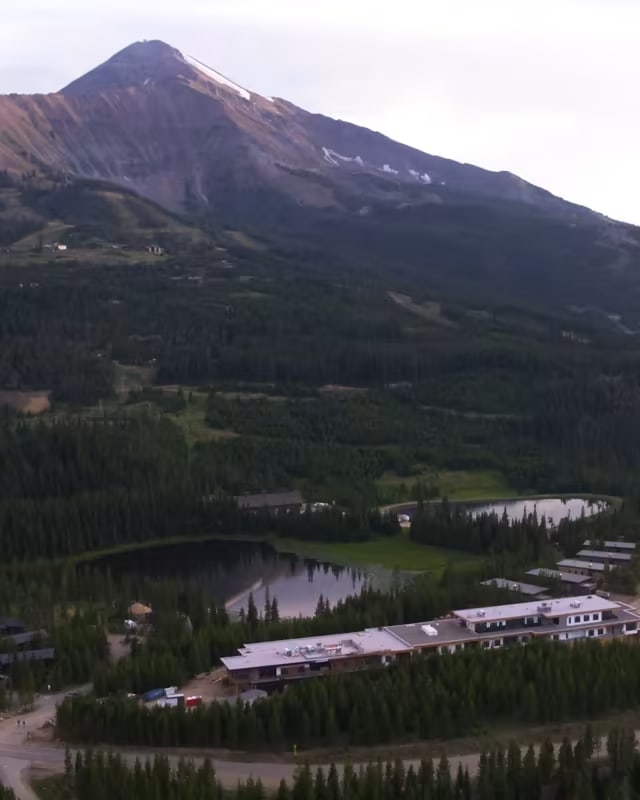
[184,54,251,100]
[322,147,364,167]
[408,169,432,184]
[382,164,398,175]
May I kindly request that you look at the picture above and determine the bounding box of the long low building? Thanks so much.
[576,548,633,564]
[556,558,614,576]
[584,540,636,552]
[221,595,640,688]
[525,568,595,590]
[0,616,55,669]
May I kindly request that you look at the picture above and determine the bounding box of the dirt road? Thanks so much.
[0,689,622,798]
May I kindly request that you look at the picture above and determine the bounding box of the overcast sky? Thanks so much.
[2,0,638,223]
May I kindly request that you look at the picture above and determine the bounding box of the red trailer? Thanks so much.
[185,695,203,708]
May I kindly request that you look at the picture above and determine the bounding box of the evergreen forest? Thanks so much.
[58,640,640,751]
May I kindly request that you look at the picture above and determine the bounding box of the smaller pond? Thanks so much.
[466,497,608,526]
[394,496,609,525]
[89,539,372,619]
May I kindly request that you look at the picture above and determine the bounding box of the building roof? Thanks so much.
[0,647,55,665]
[480,578,548,596]
[453,595,620,625]
[0,616,24,632]
[577,549,633,563]
[388,604,640,649]
[222,595,640,672]
[556,558,612,572]
[584,540,636,551]
[8,631,42,647]
[525,568,594,585]
[221,627,409,671]
[235,490,304,510]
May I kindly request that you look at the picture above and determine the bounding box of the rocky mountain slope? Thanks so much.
[0,40,596,220]
[1,40,640,317]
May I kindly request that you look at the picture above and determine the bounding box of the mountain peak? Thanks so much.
[60,39,254,100]
[61,40,184,95]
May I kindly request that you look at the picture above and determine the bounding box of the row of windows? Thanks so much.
[552,627,606,641]
[569,612,600,624]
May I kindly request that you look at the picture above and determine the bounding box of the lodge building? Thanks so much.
[221,595,640,688]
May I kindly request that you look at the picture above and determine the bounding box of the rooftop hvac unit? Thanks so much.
[570,601,581,608]
[477,610,486,617]
[421,624,438,636]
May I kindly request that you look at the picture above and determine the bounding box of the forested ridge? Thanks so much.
[1,242,640,516]
[0,393,636,563]
[3,219,640,786]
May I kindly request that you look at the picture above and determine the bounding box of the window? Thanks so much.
[588,629,595,637]
[584,614,590,622]
[598,628,604,635]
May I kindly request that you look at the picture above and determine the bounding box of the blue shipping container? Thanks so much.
[142,688,165,702]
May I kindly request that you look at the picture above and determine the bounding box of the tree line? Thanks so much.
[52,726,640,799]
[58,639,640,751]
[0,413,404,562]
[409,500,553,567]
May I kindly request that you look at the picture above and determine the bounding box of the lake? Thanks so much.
[394,496,609,525]
[90,539,370,618]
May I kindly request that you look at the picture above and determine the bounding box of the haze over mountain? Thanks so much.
[1,40,639,317]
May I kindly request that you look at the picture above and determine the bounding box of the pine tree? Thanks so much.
[247,593,259,629]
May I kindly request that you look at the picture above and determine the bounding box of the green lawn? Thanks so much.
[438,469,516,500]
[170,391,238,444]
[274,528,478,573]
[378,468,516,503]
